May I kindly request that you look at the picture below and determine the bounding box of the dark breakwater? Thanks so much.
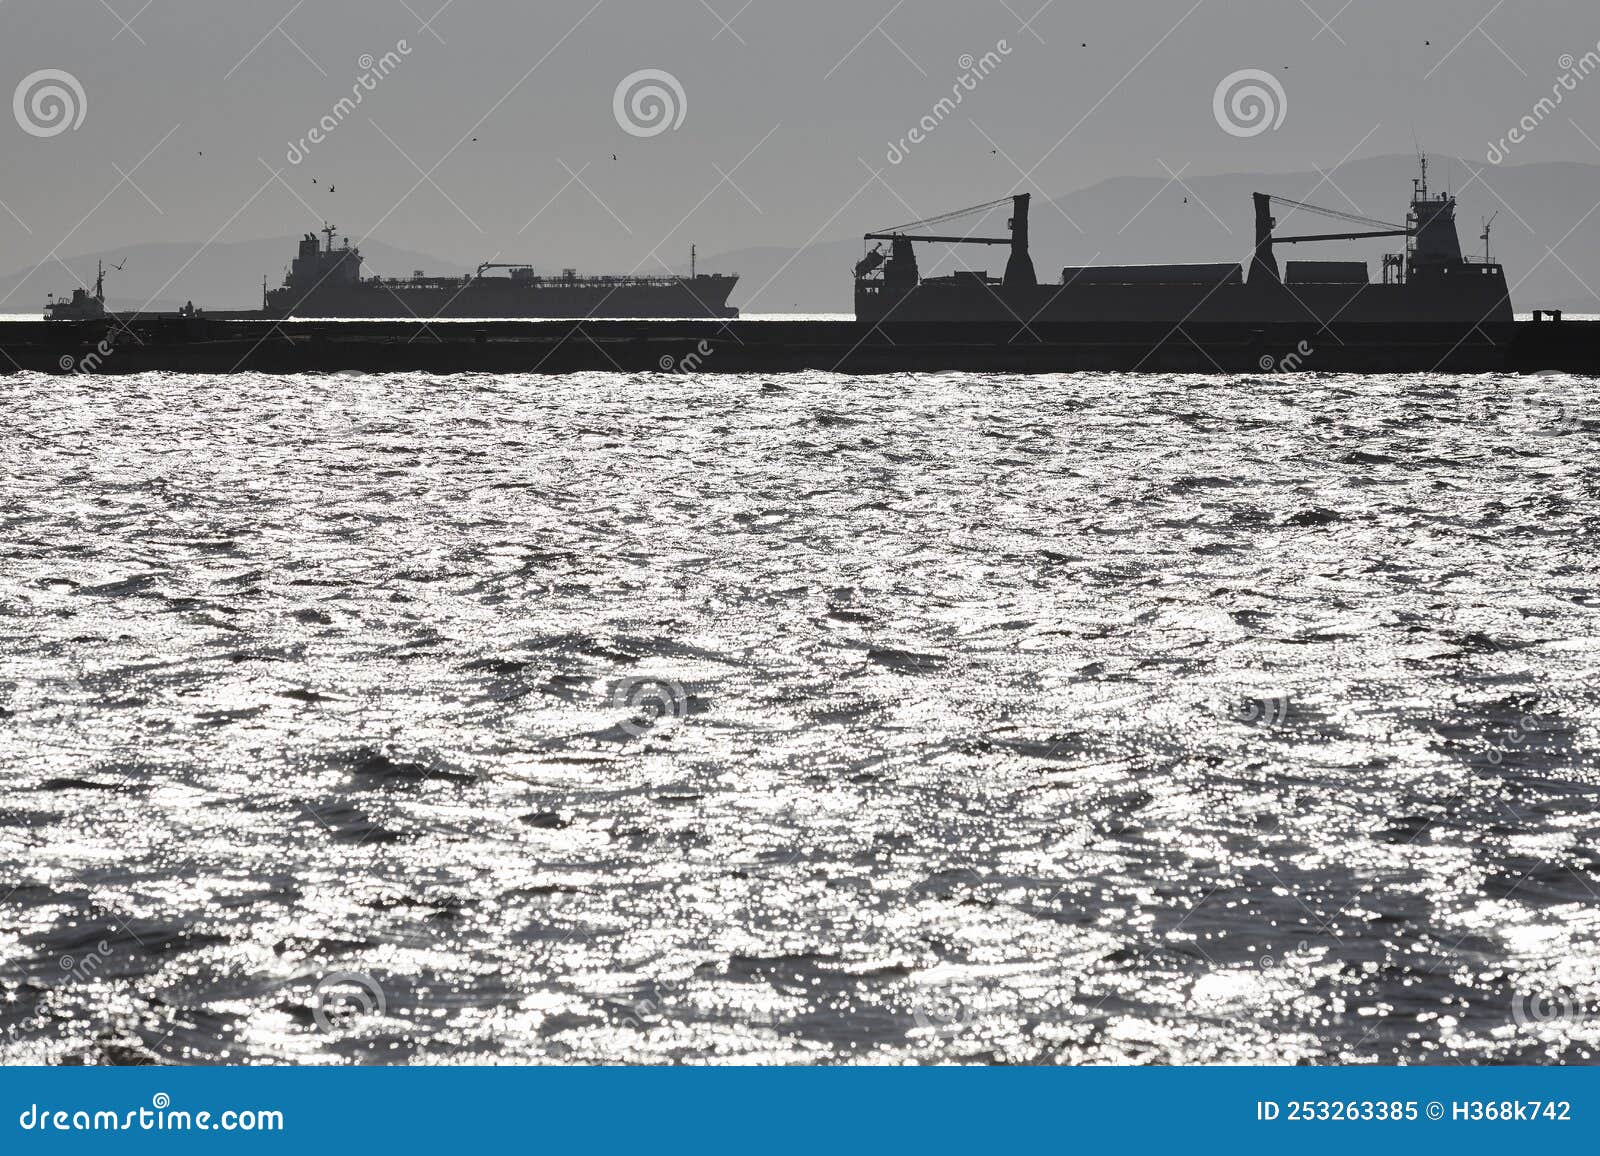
[4,316,1592,375]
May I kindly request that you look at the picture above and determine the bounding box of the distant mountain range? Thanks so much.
[4,155,1595,315]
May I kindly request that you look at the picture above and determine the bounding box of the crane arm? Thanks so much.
[868,195,1015,236]
[1267,195,1407,233]
[1274,229,1410,244]
[861,233,1011,245]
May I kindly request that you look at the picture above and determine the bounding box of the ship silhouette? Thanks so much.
[855,157,1512,327]
[263,226,738,319]
[44,259,122,321]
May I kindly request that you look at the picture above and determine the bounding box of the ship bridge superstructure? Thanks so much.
[1251,155,1501,287]
[273,225,362,304]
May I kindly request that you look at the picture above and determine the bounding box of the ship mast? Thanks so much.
[92,258,124,302]
[1408,154,1427,270]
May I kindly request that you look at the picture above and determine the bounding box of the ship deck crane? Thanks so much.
[476,262,532,278]
[860,194,1037,287]
[1251,193,1411,284]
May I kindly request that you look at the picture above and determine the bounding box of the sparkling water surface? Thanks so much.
[0,370,1596,1066]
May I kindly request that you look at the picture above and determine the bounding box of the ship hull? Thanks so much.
[265,276,739,319]
[856,274,1513,327]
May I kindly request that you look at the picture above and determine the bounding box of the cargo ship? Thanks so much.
[854,158,1512,327]
[263,226,739,319]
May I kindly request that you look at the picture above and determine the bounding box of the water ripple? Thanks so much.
[0,370,1596,1065]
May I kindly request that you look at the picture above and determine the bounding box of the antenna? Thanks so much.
[1481,211,1498,263]
[691,243,696,279]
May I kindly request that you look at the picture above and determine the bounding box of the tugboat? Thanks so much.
[262,225,739,319]
[45,259,121,321]
[854,157,1513,327]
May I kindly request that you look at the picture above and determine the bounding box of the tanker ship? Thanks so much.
[854,158,1512,327]
[263,226,739,319]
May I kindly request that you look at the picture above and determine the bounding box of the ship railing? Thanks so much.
[370,272,734,288]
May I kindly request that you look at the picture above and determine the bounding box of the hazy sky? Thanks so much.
[3,0,1599,274]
